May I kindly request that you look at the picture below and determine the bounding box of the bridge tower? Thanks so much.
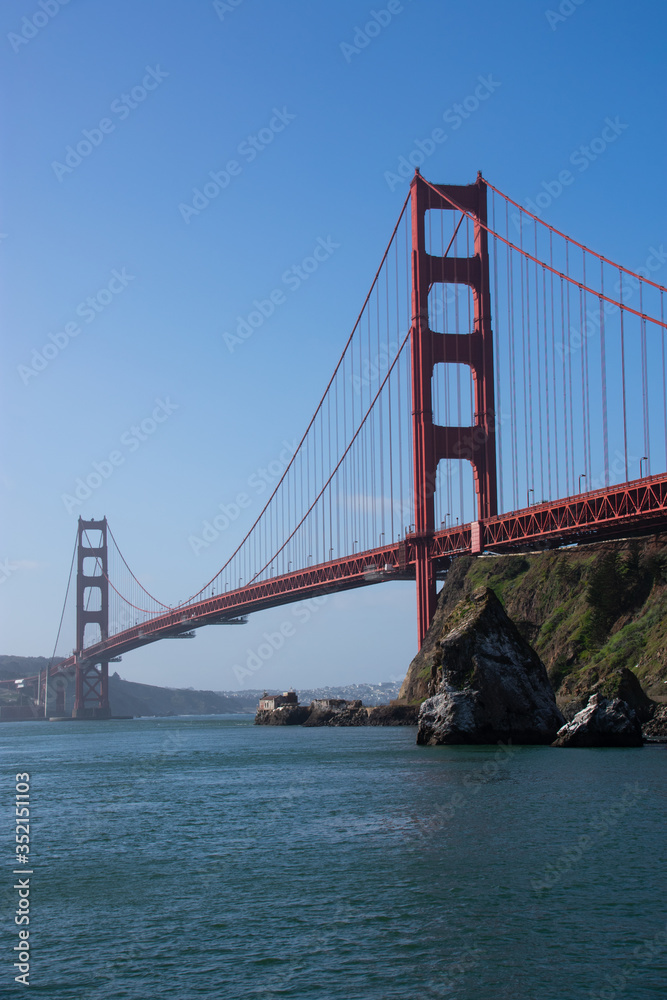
[74,517,111,719]
[410,170,497,646]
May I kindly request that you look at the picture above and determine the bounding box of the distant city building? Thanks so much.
[258,690,299,711]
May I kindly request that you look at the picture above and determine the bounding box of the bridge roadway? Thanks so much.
[41,471,667,677]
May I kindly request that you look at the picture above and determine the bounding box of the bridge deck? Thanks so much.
[17,472,667,680]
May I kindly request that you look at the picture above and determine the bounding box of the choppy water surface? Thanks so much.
[2,717,666,998]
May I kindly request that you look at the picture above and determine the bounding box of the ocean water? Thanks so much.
[2,716,666,999]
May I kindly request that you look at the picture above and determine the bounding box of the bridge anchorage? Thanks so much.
[7,171,664,719]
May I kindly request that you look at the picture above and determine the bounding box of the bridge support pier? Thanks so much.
[73,517,111,719]
[73,662,110,720]
[55,684,65,716]
[410,171,497,646]
[413,533,436,648]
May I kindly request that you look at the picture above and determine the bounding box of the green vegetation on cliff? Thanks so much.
[400,534,667,706]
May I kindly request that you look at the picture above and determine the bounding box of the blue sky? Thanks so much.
[1,0,666,692]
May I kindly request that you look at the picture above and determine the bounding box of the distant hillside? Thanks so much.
[107,675,258,716]
[0,655,52,681]
[0,656,401,717]
[400,534,667,705]
[0,659,259,716]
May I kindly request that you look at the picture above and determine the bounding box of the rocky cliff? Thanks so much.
[399,534,667,708]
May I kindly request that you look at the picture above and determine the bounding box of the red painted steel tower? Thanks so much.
[74,517,111,718]
[410,171,497,646]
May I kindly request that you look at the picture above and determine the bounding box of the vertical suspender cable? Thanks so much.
[543,265,552,499]
[578,284,588,484]
[396,228,404,537]
[640,281,650,472]
[519,220,531,498]
[566,244,575,492]
[619,271,629,481]
[581,252,591,483]
[507,203,517,508]
[560,273,570,496]
[662,289,666,471]
[599,260,610,486]
[550,232,559,498]
[492,194,504,512]
[534,221,544,501]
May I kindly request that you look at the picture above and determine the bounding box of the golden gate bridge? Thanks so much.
[8,171,667,717]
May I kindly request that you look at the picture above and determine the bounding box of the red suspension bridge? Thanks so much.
[11,171,667,717]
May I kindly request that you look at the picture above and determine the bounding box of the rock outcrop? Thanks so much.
[254,706,310,725]
[558,666,655,724]
[552,693,643,747]
[416,587,564,746]
[304,704,420,726]
[254,702,419,727]
[642,704,667,742]
[302,705,368,727]
[367,704,419,726]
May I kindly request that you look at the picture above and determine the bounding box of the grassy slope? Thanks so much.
[406,534,667,704]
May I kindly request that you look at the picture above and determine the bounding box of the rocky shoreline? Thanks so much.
[400,585,667,748]
[255,703,419,727]
[255,566,667,746]
[640,704,667,742]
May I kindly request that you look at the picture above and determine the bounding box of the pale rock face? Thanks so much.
[643,704,667,742]
[552,693,643,747]
[417,587,564,746]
